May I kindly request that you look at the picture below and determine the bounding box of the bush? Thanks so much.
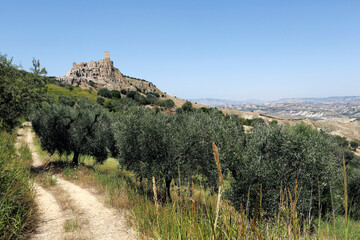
[156,99,175,109]
[182,101,193,112]
[350,141,359,151]
[134,93,147,105]
[97,96,105,105]
[175,108,183,114]
[163,99,175,108]
[126,90,137,100]
[98,88,112,98]
[250,117,265,127]
[146,92,160,98]
[200,107,212,113]
[89,80,97,88]
[111,90,121,99]
[104,100,116,112]
[113,98,137,111]
[0,54,47,131]
[58,95,76,107]
[120,89,127,95]
[146,94,158,105]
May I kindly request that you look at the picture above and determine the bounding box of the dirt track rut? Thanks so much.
[19,123,136,240]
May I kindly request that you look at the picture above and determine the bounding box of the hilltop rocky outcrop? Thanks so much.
[56,52,161,94]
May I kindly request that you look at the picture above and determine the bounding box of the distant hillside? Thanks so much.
[190,96,360,106]
[189,98,263,106]
[277,96,360,104]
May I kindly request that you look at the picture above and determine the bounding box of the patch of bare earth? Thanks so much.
[20,123,137,240]
[32,184,66,240]
[57,178,136,239]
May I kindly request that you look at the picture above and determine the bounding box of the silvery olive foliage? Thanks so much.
[32,97,114,165]
[113,107,245,199]
[227,122,344,218]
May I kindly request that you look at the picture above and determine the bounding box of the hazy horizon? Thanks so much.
[189,95,360,103]
[1,0,359,101]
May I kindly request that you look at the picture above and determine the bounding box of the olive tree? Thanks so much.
[227,122,343,218]
[32,97,114,165]
[113,108,244,199]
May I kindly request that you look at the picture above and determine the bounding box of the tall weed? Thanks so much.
[0,131,36,239]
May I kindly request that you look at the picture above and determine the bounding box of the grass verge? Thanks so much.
[0,130,36,239]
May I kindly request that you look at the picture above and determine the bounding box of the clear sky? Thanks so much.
[1,0,359,101]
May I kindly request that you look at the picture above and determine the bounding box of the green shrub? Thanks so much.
[0,54,47,131]
[156,99,175,108]
[58,95,76,107]
[163,99,175,108]
[134,93,147,105]
[89,80,97,88]
[333,135,349,148]
[146,94,158,104]
[113,98,137,111]
[96,96,105,105]
[175,107,183,114]
[146,92,160,98]
[126,90,137,99]
[350,141,359,151]
[104,100,116,112]
[97,88,112,98]
[250,117,265,127]
[181,101,193,112]
[111,90,121,99]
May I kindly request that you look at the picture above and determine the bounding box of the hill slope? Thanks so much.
[56,52,163,95]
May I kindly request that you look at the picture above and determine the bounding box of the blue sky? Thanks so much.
[1,0,359,101]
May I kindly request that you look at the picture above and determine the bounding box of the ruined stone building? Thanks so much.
[56,52,158,93]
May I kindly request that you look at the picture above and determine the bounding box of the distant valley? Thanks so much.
[190,96,360,120]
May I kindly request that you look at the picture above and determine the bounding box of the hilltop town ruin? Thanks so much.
[56,52,159,93]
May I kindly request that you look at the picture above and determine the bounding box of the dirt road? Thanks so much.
[19,123,136,240]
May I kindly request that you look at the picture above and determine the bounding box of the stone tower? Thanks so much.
[104,51,110,60]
